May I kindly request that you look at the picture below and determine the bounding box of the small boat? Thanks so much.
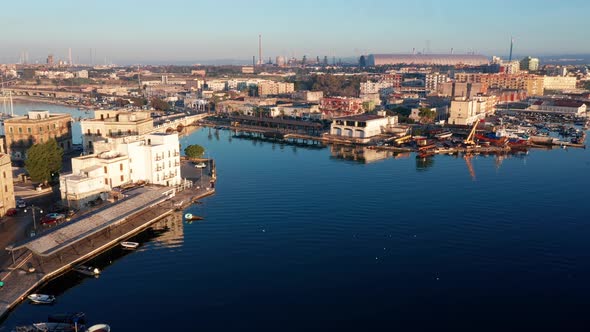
[184,213,204,221]
[434,131,453,140]
[48,312,86,325]
[32,322,75,331]
[27,294,56,304]
[121,241,139,249]
[86,324,110,332]
[73,265,100,277]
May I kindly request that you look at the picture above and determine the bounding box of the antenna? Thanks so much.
[509,37,514,61]
[258,34,262,66]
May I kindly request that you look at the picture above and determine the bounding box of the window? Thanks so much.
[18,128,22,134]
[88,129,91,135]
[104,178,108,185]
[120,175,124,182]
[39,126,43,132]
[53,124,57,129]
[27,127,32,134]
[120,163,123,171]
[8,127,12,133]
[4,185,7,192]
[2,172,5,178]
[104,166,107,174]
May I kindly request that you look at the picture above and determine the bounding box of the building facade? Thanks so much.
[454,73,544,96]
[257,81,295,96]
[320,97,364,118]
[60,133,182,208]
[0,154,15,216]
[448,98,488,125]
[543,76,577,91]
[330,114,398,142]
[3,110,72,161]
[81,110,154,153]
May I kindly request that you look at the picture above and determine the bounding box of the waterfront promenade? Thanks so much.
[0,161,215,320]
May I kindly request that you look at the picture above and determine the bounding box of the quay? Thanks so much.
[0,161,216,320]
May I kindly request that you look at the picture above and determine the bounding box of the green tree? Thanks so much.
[25,139,63,185]
[418,107,437,123]
[151,98,171,111]
[184,144,205,159]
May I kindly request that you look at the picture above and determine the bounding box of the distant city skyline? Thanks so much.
[1,0,589,64]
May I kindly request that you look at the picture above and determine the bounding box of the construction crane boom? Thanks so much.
[464,120,479,145]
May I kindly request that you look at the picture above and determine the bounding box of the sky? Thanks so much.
[1,0,589,64]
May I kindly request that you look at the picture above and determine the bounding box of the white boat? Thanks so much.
[27,294,56,304]
[73,265,100,277]
[32,322,75,331]
[120,241,139,249]
[435,131,453,139]
[86,324,110,332]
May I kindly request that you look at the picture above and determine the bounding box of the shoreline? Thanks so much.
[11,96,93,110]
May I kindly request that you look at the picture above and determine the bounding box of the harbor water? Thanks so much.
[2,103,590,331]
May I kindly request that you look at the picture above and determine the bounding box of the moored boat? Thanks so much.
[73,265,100,277]
[32,322,75,331]
[120,241,139,249]
[475,133,509,146]
[184,213,204,221]
[434,131,453,140]
[27,294,56,304]
[86,324,110,332]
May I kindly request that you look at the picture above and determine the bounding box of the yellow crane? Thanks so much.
[463,120,479,145]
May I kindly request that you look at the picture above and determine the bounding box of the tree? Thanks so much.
[184,144,205,159]
[25,139,63,185]
[418,107,437,123]
[151,98,171,111]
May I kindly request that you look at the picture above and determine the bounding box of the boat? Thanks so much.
[184,213,204,221]
[32,322,75,331]
[120,241,139,249]
[27,294,56,304]
[86,324,110,332]
[73,265,100,277]
[48,312,86,325]
[475,132,509,146]
[434,131,453,140]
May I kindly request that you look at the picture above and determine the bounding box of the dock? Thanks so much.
[0,162,216,320]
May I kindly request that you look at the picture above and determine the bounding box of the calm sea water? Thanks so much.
[2,104,590,331]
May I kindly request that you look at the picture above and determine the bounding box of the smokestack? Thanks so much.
[451,48,454,55]
[258,34,262,66]
[68,48,73,66]
[412,48,416,55]
[509,37,514,61]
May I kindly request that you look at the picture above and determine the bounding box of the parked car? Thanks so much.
[194,162,207,168]
[16,199,26,209]
[41,213,65,225]
[6,208,17,216]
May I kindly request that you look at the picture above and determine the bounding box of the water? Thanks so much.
[2,115,590,330]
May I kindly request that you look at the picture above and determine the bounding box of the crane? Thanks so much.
[463,120,479,145]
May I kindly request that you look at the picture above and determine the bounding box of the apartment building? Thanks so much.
[3,110,72,161]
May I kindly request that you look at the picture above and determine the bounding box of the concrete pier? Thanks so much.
[0,162,216,320]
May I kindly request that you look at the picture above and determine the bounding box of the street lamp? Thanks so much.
[24,205,43,237]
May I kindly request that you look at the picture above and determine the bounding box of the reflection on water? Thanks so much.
[34,212,185,298]
[330,145,406,164]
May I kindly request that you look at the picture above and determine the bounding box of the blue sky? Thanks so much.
[1,0,589,64]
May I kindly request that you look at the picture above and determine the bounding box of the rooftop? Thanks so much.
[334,114,385,122]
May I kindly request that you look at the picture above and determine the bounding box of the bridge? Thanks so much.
[5,87,88,99]
[150,113,211,134]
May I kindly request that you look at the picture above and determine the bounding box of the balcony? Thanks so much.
[174,152,180,157]
[155,156,163,161]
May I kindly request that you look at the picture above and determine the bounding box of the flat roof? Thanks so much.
[10,187,172,256]
[334,114,384,122]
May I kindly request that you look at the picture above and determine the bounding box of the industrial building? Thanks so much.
[365,54,489,66]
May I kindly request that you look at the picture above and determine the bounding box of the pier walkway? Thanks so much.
[0,163,216,320]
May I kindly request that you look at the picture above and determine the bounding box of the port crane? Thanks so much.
[463,120,479,145]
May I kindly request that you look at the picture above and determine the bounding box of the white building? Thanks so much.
[330,113,398,142]
[425,73,450,91]
[60,133,182,208]
[543,76,577,91]
[448,98,488,125]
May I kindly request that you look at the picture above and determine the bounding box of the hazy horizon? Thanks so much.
[2,0,589,65]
